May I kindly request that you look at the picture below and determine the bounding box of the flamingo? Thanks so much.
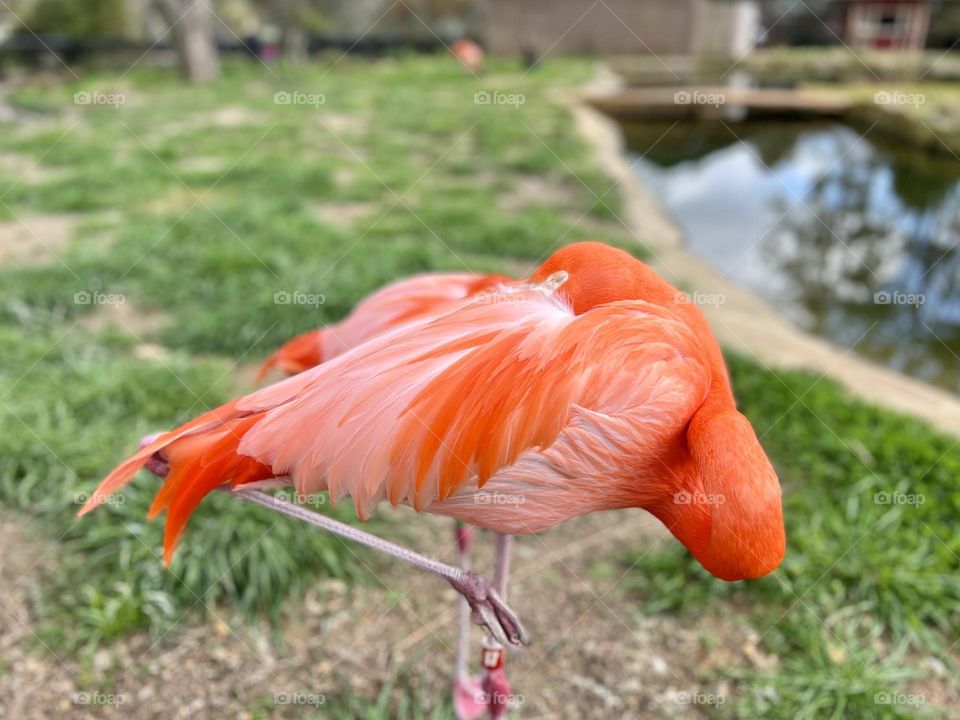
[80,242,785,718]
[451,38,485,74]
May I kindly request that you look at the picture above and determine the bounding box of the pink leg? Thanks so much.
[232,489,528,646]
[452,522,486,720]
[482,533,514,719]
[455,521,475,678]
[493,533,512,598]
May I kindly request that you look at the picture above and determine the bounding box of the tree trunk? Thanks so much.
[282,26,309,63]
[154,0,221,83]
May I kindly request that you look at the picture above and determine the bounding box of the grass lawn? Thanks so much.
[0,55,957,717]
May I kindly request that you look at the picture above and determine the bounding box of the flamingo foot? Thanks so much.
[449,571,528,648]
[482,667,512,720]
[452,675,486,720]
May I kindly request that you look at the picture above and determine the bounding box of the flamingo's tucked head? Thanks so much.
[666,409,786,581]
[529,242,682,315]
[532,242,786,582]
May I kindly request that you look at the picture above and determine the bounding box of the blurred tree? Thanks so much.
[759,0,839,46]
[928,0,960,48]
[19,0,129,38]
[153,0,220,83]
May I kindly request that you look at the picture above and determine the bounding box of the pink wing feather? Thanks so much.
[239,289,711,518]
[83,286,712,560]
[256,272,509,380]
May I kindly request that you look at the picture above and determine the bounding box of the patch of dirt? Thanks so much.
[0,214,77,266]
[497,175,577,213]
[76,299,169,340]
[199,106,268,129]
[77,297,173,366]
[147,106,268,144]
[905,652,960,714]
[0,504,771,719]
[310,200,377,228]
[175,156,228,175]
[560,210,620,236]
[0,513,80,719]
[6,494,959,718]
[0,152,60,184]
[131,343,172,363]
[316,112,369,136]
[332,167,356,188]
[137,187,227,215]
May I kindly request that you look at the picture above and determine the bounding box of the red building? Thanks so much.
[844,0,931,50]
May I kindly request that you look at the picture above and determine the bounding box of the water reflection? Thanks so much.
[623,121,960,394]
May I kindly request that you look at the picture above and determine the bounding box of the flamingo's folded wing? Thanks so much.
[239,289,713,518]
[84,287,712,561]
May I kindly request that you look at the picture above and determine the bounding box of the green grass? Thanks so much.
[623,354,959,718]
[3,53,956,717]
[0,325,371,652]
[0,55,637,654]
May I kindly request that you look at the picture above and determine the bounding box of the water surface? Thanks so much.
[623,121,960,395]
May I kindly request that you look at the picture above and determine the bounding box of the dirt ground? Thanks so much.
[0,501,782,719]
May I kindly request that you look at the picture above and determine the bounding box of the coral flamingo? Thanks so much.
[255,271,509,382]
[81,242,785,718]
[451,38,485,74]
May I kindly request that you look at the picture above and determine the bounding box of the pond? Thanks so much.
[622,121,960,396]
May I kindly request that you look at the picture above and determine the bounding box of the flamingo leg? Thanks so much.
[452,521,486,720]
[482,533,514,719]
[229,488,529,647]
[455,521,475,678]
[493,533,512,598]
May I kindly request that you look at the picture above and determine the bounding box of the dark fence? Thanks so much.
[0,33,448,69]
